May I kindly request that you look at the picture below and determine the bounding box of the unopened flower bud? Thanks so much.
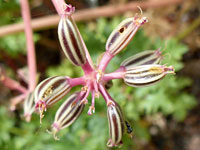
[34,76,71,122]
[106,16,148,56]
[124,65,175,87]
[58,11,87,66]
[121,49,162,69]
[107,103,125,147]
[49,92,85,139]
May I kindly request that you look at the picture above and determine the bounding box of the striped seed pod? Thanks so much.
[50,92,85,139]
[58,15,87,66]
[124,65,175,87]
[34,76,71,111]
[121,49,162,69]
[23,92,35,122]
[106,16,148,56]
[107,103,125,147]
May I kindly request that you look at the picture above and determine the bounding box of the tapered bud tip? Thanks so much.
[52,122,60,132]
[35,100,47,123]
[135,16,148,26]
[35,100,47,110]
[140,17,148,24]
[164,66,175,74]
[87,106,95,115]
[63,4,75,16]
[155,48,162,56]
[107,139,123,147]
[24,113,31,122]
[47,123,60,140]
[87,110,92,116]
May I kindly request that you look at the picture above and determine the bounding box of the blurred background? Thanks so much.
[0,0,200,150]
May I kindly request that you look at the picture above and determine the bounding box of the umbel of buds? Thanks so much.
[33,2,175,147]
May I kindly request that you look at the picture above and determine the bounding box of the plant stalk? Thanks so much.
[20,0,37,92]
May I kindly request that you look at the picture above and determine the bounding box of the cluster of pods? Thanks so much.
[23,3,175,147]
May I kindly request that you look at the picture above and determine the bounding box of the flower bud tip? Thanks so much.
[63,4,75,16]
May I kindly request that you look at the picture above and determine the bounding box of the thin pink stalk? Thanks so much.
[77,30,95,73]
[99,84,115,105]
[20,0,37,92]
[68,77,86,87]
[51,0,66,16]
[103,71,125,81]
[98,51,114,72]
[10,94,27,111]
[82,61,94,75]
[0,72,27,94]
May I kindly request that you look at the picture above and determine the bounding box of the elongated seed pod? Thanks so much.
[121,50,162,69]
[106,16,148,56]
[124,65,175,87]
[58,15,87,66]
[107,103,125,147]
[34,76,71,107]
[23,92,35,122]
[53,92,85,132]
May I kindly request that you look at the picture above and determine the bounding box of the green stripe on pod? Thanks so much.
[49,92,85,140]
[124,65,175,87]
[58,15,87,66]
[106,16,148,56]
[107,103,125,147]
[121,49,162,69]
[23,92,35,122]
[34,76,71,123]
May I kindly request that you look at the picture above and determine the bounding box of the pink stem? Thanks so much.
[77,25,95,72]
[102,66,126,81]
[51,0,66,16]
[91,90,95,106]
[68,77,86,87]
[99,84,115,105]
[20,0,37,92]
[0,73,27,94]
[103,72,125,81]
[98,51,114,72]
[82,61,94,75]
[10,93,27,111]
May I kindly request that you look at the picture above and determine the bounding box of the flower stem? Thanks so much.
[98,51,114,72]
[68,77,86,87]
[0,68,27,94]
[82,61,94,75]
[99,84,115,106]
[10,94,27,111]
[20,0,37,92]
[103,67,125,81]
[103,72,125,81]
[51,0,66,16]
